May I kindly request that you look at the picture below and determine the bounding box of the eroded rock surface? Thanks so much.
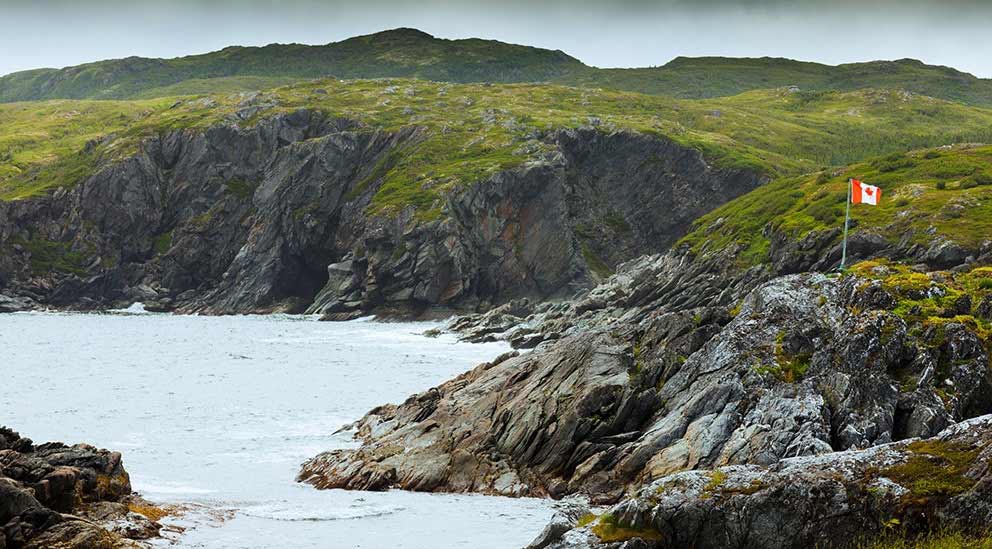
[0,427,163,548]
[299,268,992,509]
[539,414,992,548]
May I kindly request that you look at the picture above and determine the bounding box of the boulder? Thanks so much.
[0,427,160,548]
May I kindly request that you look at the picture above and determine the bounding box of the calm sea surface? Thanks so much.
[0,310,554,548]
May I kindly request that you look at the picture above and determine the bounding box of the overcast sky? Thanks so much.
[3,0,991,77]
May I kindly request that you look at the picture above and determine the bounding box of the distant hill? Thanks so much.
[586,57,992,106]
[2,28,992,106]
[0,28,587,102]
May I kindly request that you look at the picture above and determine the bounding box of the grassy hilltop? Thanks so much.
[0,29,585,102]
[3,28,992,273]
[4,79,992,220]
[586,57,992,106]
[2,29,992,107]
[680,144,992,265]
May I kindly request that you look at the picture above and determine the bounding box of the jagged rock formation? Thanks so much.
[0,114,762,317]
[299,245,992,546]
[0,427,162,548]
[298,264,992,496]
[451,229,992,350]
[536,415,992,548]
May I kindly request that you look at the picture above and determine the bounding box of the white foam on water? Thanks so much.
[239,501,406,522]
[135,479,219,496]
[108,302,152,314]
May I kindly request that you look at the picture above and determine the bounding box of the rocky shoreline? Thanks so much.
[1,427,166,549]
[299,242,992,547]
[3,88,991,549]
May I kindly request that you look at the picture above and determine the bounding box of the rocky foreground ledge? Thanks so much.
[1,427,165,549]
[529,414,992,548]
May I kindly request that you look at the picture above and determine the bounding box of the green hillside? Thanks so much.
[2,29,992,107]
[680,144,992,265]
[4,79,992,222]
[582,57,992,106]
[0,28,586,102]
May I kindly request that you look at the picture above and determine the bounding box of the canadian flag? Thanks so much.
[851,179,881,206]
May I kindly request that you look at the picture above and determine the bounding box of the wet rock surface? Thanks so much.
[0,427,164,548]
[0,117,763,318]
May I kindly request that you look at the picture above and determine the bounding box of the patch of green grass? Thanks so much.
[882,439,979,500]
[576,513,597,528]
[590,513,664,544]
[153,231,173,255]
[291,202,319,221]
[189,210,214,229]
[849,261,992,344]
[701,470,727,498]
[224,178,258,200]
[755,331,811,383]
[14,237,90,276]
[581,241,613,279]
[862,530,992,549]
[603,210,631,233]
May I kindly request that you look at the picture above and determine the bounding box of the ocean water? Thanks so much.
[0,310,555,548]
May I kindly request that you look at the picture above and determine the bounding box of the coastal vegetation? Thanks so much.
[679,144,992,266]
[4,78,992,226]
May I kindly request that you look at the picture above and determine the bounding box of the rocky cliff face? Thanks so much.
[0,427,163,548]
[0,114,763,317]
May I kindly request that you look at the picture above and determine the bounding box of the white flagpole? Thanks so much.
[840,178,852,271]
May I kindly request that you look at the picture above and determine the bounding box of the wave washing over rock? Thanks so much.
[0,427,166,548]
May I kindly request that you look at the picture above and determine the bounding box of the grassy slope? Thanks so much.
[581,57,992,106]
[2,29,992,107]
[0,29,586,102]
[679,145,992,265]
[4,80,992,218]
